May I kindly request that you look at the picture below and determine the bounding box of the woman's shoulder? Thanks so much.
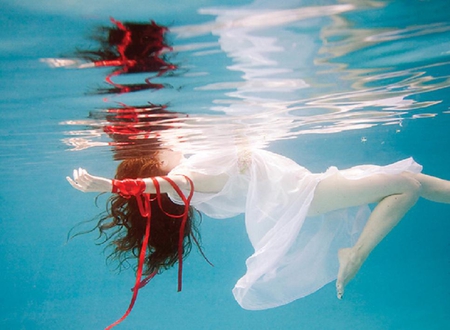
[170,148,241,176]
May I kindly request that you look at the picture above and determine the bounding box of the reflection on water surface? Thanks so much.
[43,1,450,156]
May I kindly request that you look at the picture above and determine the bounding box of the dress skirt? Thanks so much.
[169,149,423,310]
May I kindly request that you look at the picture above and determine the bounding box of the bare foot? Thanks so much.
[336,248,363,299]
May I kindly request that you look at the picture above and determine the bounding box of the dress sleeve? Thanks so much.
[167,150,249,219]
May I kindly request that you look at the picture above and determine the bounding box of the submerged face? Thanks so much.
[157,149,183,172]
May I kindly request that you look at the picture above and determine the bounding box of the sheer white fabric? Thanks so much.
[169,149,422,310]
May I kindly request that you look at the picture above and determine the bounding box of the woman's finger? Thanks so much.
[67,176,84,191]
[67,168,112,193]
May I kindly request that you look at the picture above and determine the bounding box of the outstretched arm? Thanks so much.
[67,168,191,195]
[67,168,228,195]
[67,168,113,193]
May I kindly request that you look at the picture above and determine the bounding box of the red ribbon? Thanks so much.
[106,175,193,329]
[105,191,151,330]
[111,179,146,198]
[151,176,194,291]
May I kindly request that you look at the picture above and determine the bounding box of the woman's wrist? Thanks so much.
[112,179,146,198]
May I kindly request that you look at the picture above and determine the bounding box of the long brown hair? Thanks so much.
[97,155,201,276]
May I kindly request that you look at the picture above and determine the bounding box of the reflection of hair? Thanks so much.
[98,103,186,161]
[77,20,173,73]
[97,156,201,276]
[75,19,176,94]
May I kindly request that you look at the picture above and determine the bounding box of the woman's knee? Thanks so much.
[397,172,422,201]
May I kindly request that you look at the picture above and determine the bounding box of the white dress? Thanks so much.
[168,148,422,310]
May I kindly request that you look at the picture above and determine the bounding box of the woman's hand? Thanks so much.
[67,168,112,193]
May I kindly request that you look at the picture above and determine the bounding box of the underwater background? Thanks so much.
[1,0,449,329]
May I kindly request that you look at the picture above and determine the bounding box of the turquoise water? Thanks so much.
[1,0,450,329]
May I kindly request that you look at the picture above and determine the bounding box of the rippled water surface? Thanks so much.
[1,0,449,329]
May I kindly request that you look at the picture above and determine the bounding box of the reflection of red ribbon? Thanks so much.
[90,18,176,94]
[103,104,172,137]
[94,59,137,67]
[110,17,132,62]
[104,125,141,136]
[106,176,194,329]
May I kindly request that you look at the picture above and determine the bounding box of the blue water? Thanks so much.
[1,0,450,329]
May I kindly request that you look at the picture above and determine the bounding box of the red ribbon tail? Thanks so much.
[104,194,151,330]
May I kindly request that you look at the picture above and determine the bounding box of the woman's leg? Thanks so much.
[308,171,450,299]
[414,173,450,203]
[336,187,419,299]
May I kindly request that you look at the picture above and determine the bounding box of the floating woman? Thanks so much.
[67,147,450,325]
